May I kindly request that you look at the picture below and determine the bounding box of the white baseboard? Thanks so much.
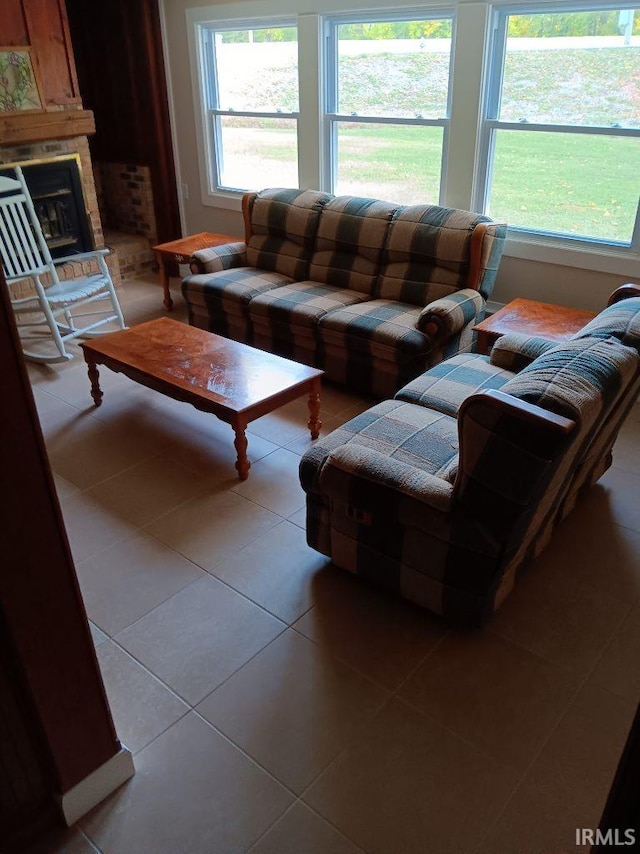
[58,744,135,826]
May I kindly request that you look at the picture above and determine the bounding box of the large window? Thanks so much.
[190,2,640,271]
[325,15,454,203]
[482,4,640,246]
[199,23,299,192]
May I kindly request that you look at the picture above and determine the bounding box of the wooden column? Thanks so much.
[0,268,121,840]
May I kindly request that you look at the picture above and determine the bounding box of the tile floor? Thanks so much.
[22,275,640,854]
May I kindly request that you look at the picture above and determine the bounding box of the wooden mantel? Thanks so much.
[0,110,95,147]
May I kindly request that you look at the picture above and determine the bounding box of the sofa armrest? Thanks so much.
[417,288,485,337]
[456,388,575,505]
[489,332,558,372]
[189,242,247,274]
[608,283,640,306]
[319,444,454,513]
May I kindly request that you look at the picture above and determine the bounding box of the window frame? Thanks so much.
[476,1,640,253]
[323,9,456,202]
[198,18,300,195]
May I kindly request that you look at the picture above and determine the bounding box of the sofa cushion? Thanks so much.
[300,399,460,493]
[245,188,331,280]
[489,332,558,372]
[247,281,370,330]
[309,196,398,295]
[395,353,513,416]
[182,268,293,313]
[500,337,637,423]
[317,299,429,362]
[571,296,640,353]
[377,205,496,305]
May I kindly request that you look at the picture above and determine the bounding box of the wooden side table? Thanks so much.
[473,298,597,356]
[153,231,241,310]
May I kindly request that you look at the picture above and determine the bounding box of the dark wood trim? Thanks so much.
[0,266,119,798]
[0,109,95,146]
[460,388,576,435]
[595,702,640,849]
[65,0,181,244]
[608,283,640,305]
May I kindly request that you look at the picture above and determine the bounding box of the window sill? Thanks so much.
[201,190,244,212]
[504,232,640,279]
[200,192,639,279]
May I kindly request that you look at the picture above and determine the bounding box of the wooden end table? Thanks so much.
[473,298,597,356]
[80,318,322,480]
[153,232,241,311]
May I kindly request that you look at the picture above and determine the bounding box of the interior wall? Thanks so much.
[160,0,639,311]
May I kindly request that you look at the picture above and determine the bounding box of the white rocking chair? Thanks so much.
[0,166,126,363]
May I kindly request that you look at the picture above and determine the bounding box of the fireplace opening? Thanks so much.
[0,155,93,260]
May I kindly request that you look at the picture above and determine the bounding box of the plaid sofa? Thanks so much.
[182,188,507,397]
[299,287,640,623]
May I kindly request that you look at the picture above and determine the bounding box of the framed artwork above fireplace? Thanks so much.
[0,47,44,113]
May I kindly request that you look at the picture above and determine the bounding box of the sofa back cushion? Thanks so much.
[308,196,399,295]
[487,337,638,566]
[571,296,640,353]
[500,337,636,423]
[245,188,332,280]
[377,205,507,305]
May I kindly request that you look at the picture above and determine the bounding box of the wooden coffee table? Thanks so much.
[153,232,241,311]
[79,318,323,480]
[473,298,597,355]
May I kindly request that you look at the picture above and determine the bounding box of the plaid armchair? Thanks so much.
[300,287,640,623]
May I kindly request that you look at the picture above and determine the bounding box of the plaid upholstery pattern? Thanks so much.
[180,189,507,398]
[475,222,508,299]
[395,353,513,416]
[248,281,369,329]
[248,281,370,365]
[309,196,399,295]
[572,296,640,353]
[181,268,293,342]
[500,337,634,421]
[376,205,505,305]
[489,332,557,372]
[300,323,640,623]
[300,400,460,491]
[190,242,247,275]
[417,288,484,335]
[318,299,428,359]
[245,188,332,280]
[492,337,639,581]
[317,299,431,398]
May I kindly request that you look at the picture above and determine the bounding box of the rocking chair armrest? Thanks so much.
[53,249,110,265]
[6,267,49,282]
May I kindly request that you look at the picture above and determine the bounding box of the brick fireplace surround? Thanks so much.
[1,135,158,289]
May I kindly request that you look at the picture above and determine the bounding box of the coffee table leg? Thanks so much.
[308,378,322,440]
[86,359,103,407]
[232,417,250,480]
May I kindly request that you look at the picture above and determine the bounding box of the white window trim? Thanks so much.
[197,16,300,196]
[324,9,455,201]
[475,0,640,272]
[184,0,640,276]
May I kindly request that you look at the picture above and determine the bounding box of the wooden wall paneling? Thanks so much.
[23,0,81,105]
[0,0,30,44]
[65,0,181,242]
[131,0,182,243]
[0,109,94,146]
[0,266,120,796]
